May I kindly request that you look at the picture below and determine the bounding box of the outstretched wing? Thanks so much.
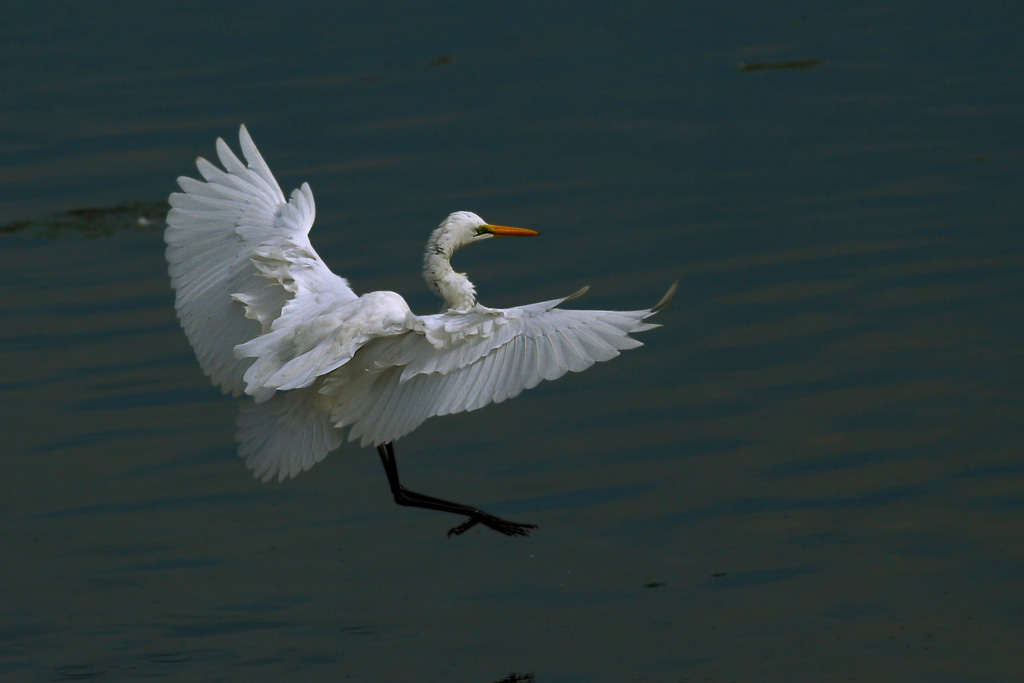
[165,125,357,398]
[323,283,677,447]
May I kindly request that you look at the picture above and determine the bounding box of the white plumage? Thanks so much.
[166,125,674,535]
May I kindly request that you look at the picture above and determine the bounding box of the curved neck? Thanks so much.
[423,247,477,311]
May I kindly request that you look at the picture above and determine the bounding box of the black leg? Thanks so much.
[376,442,537,537]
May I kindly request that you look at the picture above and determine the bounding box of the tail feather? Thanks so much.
[236,386,343,482]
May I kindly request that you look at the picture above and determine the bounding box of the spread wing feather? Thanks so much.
[320,286,674,448]
[165,125,357,397]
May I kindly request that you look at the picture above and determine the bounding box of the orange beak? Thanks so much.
[482,224,540,237]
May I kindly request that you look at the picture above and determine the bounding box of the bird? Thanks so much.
[165,125,676,537]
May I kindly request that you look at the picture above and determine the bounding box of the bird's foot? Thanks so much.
[447,512,537,537]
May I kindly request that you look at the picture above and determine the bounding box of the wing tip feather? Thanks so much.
[564,285,590,303]
[651,281,678,313]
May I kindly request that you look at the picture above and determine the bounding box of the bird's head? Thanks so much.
[428,211,539,256]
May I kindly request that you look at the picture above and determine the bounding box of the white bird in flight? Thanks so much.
[165,125,675,537]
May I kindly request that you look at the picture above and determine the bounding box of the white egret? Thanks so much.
[165,125,675,537]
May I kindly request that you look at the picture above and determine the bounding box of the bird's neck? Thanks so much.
[423,246,477,311]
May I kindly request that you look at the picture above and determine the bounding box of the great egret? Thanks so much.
[165,125,675,537]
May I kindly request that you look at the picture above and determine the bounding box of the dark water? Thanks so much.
[2,2,1023,681]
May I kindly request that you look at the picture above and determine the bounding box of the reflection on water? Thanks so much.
[492,674,534,683]
[2,1,1023,681]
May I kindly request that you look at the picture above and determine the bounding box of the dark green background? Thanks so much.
[2,2,1022,680]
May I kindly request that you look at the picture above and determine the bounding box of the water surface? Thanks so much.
[2,2,1023,681]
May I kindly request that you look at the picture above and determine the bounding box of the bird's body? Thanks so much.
[165,125,674,536]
